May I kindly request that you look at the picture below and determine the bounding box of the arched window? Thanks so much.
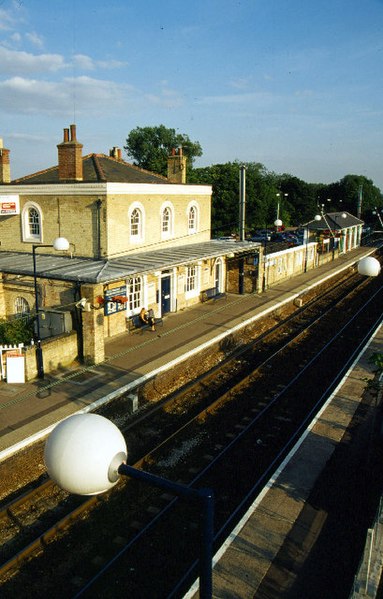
[130,208,141,237]
[187,203,198,234]
[161,204,174,239]
[14,296,30,316]
[128,202,145,242]
[162,207,171,233]
[22,202,43,242]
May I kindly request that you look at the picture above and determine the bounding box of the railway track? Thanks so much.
[0,267,382,598]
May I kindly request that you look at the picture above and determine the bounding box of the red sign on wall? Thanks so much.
[0,195,20,215]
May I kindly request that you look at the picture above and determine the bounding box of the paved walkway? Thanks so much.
[0,246,377,463]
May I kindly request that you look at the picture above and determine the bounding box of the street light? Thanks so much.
[44,414,214,598]
[276,192,288,221]
[33,237,70,378]
[314,207,339,260]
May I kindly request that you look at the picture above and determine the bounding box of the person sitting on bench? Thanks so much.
[139,307,156,331]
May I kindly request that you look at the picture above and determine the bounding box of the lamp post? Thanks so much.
[44,414,215,598]
[33,237,70,378]
[276,192,288,221]
[315,206,338,261]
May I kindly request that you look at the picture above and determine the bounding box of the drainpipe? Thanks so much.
[96,199,102,259]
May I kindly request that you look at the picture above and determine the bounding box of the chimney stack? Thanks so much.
[57,124,83,181]
[0,138,11,184]
[167,147,187,184]
[109,146,122,160]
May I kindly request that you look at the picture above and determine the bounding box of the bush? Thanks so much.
[0,317,34,345]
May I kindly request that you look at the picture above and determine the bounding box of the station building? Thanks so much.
[0,125,260,374]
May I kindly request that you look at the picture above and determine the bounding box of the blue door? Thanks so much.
[161,276,171,314]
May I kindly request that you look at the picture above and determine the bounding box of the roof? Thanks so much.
[0,240,260,285]
[10,154,169,185]
[306,211,363,231]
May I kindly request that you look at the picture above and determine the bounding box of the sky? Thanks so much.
[0,0,382,190]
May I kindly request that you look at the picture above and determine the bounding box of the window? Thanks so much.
[130,208,141,238]
[128,202,145,242]
[127,276,142,311]
[160,202,174,239]
[22,202,42,242]
[14,296,30,316]
[188,205,197,233]
[162,207,171,234]
[186,266,197,292]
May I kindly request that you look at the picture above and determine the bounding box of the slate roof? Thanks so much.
[306,211,363,231]
[10,154,169,185]
[0,240,260,284]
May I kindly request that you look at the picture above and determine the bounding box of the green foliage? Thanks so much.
[323,175,382,215]
[124,125,203,176]
[125,124,383,233]
[0,317,33,345]
[190,163,383,236]
[369,352,383,373]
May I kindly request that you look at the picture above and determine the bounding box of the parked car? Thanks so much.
[248,233,271,242]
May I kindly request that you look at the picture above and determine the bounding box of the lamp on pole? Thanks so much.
[276,192,288,221]
[44,414,215,598]
[33,237,70,378]
[315,206,338,261]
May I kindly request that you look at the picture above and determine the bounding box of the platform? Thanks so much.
[0,246,378,462]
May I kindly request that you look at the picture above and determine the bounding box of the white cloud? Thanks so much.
[0,75,136,116]
[144,84,184,109]
[229,76,253,90]
[72,54,127,70]
[73,53,95,70]
[0,45,66,74]
[0,8,16,32]
[25,31,44,48]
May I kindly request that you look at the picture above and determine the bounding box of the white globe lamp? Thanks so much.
[357,256,381,277]
[44,414,127,495]
[274,219,283,228]
[314,214,322,221]
[53,237,70,251]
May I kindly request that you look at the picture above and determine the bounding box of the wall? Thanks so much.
[105,191,211,258]
[0,183,211,260]
[263,243,318,289]
[25,331,78,380]
[1,275,75,319]
[0,191,102,257]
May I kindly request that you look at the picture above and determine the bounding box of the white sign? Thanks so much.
[0,194,20,215]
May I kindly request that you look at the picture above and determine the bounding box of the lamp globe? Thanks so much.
[53,237,70,251]
[274,219,283,227]
[44,414,127,496]
[357,256,381,277]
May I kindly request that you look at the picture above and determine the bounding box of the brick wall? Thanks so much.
[25,331,78,380]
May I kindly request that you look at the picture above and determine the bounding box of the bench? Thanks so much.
[127,310,163,334]
[200,288,227,303]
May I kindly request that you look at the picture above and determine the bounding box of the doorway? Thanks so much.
[161,275,171,314]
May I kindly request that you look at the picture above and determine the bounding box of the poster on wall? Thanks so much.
[0,195,20,215]
[104,285,127,316]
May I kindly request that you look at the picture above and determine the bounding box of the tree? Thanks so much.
[124,125,203,176]
[324,175,382,217]
[189,161,278,236]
